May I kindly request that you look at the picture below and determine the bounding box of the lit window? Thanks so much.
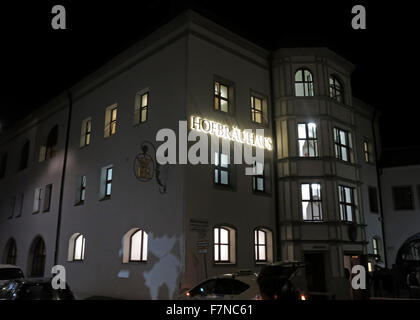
[295,68,314,97]
[363,141,374,163]
[255,229,267,262]
[68,233,86,261]
[329,76,344,103]
[372,237,380,261]
[392,186,414,210]
[80,118,92,147]
[214,152,229,186]
[252,162,265,192]
[104,105,117,137]
[129,229,148,262]
[334,128,353,162]
[15,193,24,218]
[298,123,318,157]
[105,167,112,197]
[134,91,149,124]
[301,183,322,221]
[214,227,231,263]
[43,184,52,212]
[251,96,267,124]
[214,81,230,113]
[338,185,356,222]
[33,187,42,213]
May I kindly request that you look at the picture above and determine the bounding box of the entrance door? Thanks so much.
[304,253,327,293]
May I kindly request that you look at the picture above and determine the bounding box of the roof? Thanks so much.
[380,147,420,168]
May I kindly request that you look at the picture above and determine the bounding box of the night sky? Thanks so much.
[0,1,417,150]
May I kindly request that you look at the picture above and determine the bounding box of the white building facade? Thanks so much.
[0,12,384,299]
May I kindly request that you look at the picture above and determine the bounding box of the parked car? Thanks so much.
[180,270,261,300]
[0,264,24,288]
[0,278,75,300]
[257,261,308,301]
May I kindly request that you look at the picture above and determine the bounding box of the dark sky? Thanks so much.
[0,1,417,149]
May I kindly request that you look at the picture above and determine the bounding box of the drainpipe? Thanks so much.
[269,54,282,261]
[371,108,388,267]
[54,91,73,265]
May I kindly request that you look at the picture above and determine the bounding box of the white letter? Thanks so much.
[351,265,366,289]
[51,5,66,30]
[156,129,177,164]
[51,265,66,289]
[351,5,366,30]
[188,130,208,164]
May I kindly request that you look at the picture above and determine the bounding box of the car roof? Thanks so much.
[0,264,22,269]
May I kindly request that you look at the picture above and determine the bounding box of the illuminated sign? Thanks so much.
[190,116,273,150]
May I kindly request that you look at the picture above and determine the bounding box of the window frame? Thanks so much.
[72,234,86,262]
[297,122,319,157]
[214,152,230,187]
[5,238,17,265]
[134,91,149,125]
[254,229,267,263]
[294,68,314,97]
[105,167,113,198]
[79,175,86,204]
[43,184,52,212]
[334,127,353,163]
[301,183,323,221]
[214,227,231,263]
[338,185,357,222]
[329,75,344,103]
[214,81,230,113]
[128,229,148,262]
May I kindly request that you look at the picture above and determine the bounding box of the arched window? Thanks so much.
[45,125,58,160]
[68,233,86,261]
[329,75,344,103]
[214,226,236,264]
[29,237,46,277]
[295,68,314,97]
[19,140,30,171]
[3,238,17,265]
[122,228,148,263]
[254,228,273,263]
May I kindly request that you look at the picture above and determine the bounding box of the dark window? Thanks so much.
[329,76,344,103]
[214,152,229,186]
[334,128,353,162]
[295,68,314,97]
[19,141,30,171]
[79,176,86,203]
[214,279,250,295]
[189,279,217,297]
[214,81,229,113]
[0,268,23,280]
[43,184,52,212]
[45,126,58,160]
[30,237,46,277]
[393,186,414,210]
[338,185,356,222]
[368,187,379,213]
[4,238,17,265]
[252,162,265,192]
[0,153,8,178]
[301,183,322,221]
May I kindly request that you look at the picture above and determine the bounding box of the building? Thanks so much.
[0,11,385,299]
[380,148,420,273]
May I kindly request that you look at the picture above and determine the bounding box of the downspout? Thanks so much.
[371,108,388,267]
[54,91,73,265]
[269,53,282,261]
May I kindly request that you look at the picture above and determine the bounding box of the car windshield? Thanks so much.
[0,268,24,280]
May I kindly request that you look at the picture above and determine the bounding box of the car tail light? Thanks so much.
[300,294,307,300]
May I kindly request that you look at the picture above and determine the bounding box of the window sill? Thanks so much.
[100,196,111,201]
[124,260,148,264]
[252,190,271,197]
[213,183,235,192]
[74,201,85,207]
[214,262,236,266]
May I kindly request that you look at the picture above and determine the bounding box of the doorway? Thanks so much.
[304,252,327,293]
